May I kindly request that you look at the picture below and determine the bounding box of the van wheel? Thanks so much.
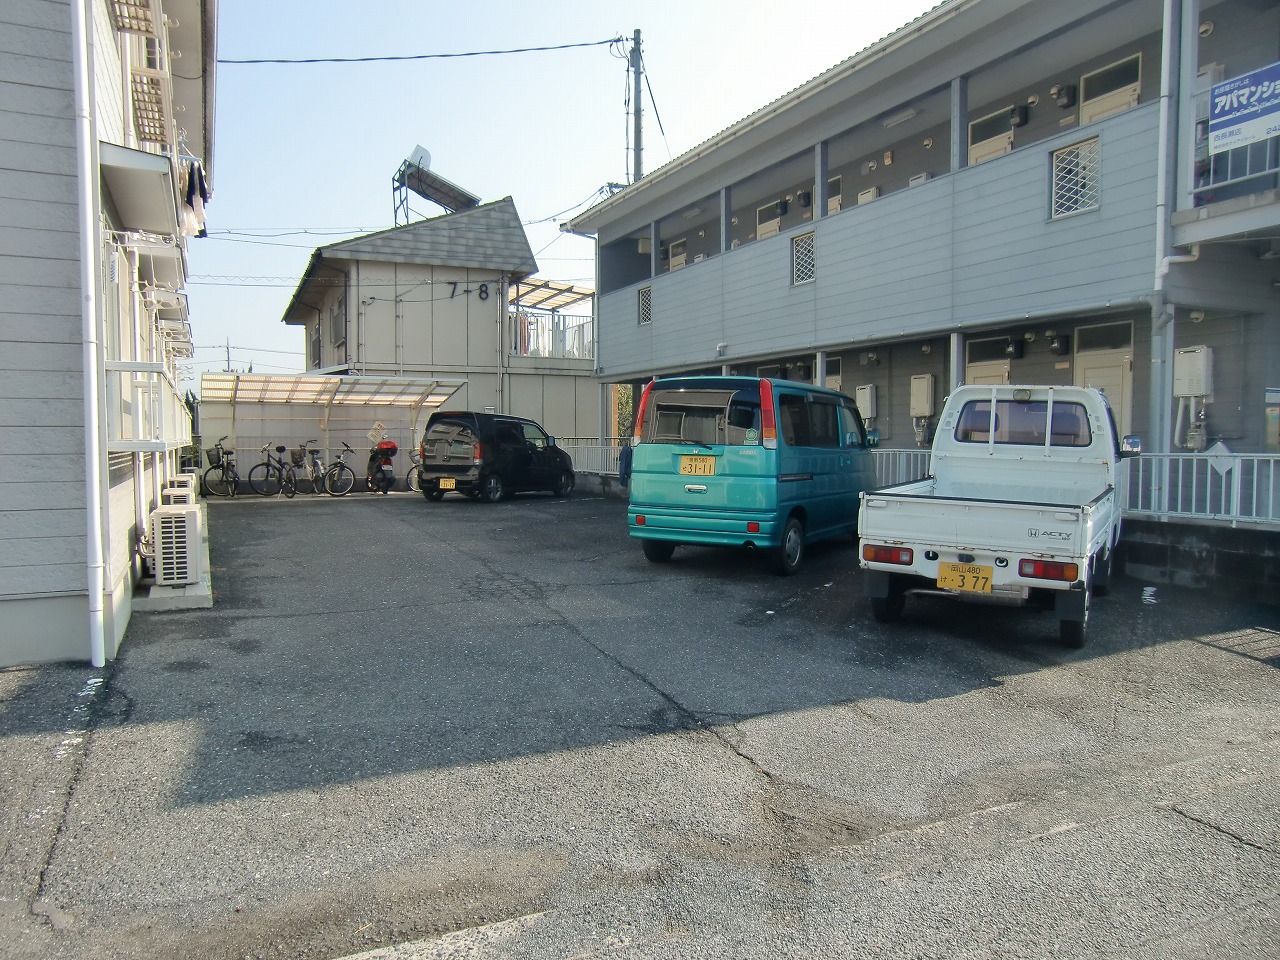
[481,474,505,503]
[642,539,676,563]
[551,471,574,497]
[770,516,805,576]
[424,489,444,501]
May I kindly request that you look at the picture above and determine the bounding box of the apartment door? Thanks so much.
[1073,322,1133,436]
[965,360,1010,385]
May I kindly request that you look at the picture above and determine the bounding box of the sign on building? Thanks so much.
[1209,61,1280,155]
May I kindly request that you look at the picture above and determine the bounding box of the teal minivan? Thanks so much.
[627,376,877,575]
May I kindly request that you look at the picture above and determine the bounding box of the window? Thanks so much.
[310,325,321,368]
[638,286,652,325]
[839,402,865,447]
[520,422,548,448]
[954,399,1092,447]
[330,295,345,345]
[777,394,811,446]
[809,400,840,447]
[1052,138,1100,218]
[792,232,816,284]
[757,364,782,378]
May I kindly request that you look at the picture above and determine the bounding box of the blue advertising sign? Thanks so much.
[1209,61,1280,155]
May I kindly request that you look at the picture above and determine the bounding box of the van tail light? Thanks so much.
[760,379,778,449]
[863,544,913,565]
[473,442,484,465]
[1018,559,1079,581]
[634,381,655,442]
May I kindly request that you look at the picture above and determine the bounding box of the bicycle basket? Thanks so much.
[205,447,222,467]
[290,449,306,467]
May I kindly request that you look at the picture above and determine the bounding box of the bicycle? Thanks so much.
[292,440,328,494]
[323,442,357,497]
[202,436,239,497]
[405,448,422,492]
[248,443,296,497]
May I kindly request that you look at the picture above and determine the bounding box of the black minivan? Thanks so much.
[417,410,575,502]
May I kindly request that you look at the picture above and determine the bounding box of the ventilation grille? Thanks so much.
[151,506,201,586]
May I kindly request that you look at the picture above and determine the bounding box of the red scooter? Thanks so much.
[366,437,398,494]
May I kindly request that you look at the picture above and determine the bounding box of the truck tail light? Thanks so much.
[1019,559,1079,581]
[863,544,913,565]
[635,515,646,525]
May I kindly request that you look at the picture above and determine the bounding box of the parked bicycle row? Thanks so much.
[201,437,419,498]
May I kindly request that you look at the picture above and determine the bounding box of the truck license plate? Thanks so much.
[439,477,456,490]
[937,562,993,593]
[679,455,716,476]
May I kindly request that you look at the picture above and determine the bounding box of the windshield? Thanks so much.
[640,387,762,446]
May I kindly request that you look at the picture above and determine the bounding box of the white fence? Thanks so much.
[562,444,1280,530]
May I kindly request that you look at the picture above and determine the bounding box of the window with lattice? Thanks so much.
[1051,138,1101,219]
[638,286,652,325]
[792,232,816,284]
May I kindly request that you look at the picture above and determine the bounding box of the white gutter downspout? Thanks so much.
[72,0,107,668]
[1150,0,1187,461]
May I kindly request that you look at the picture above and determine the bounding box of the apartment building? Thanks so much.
[569,0,1280,459]
[0,0,216,666]
[282,198,599,441]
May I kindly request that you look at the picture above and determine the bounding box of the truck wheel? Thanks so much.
[642,539,676,563]
[1060,590,1090,648]
[770,516,805,576]
[1092,549,1112,597]
[871,590,905,623]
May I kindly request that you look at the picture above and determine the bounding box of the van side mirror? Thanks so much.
[865,428,880,449]
[547,436,557,447]
[1120,435,1141,456]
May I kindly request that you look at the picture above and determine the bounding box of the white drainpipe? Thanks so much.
[72,0,106,667]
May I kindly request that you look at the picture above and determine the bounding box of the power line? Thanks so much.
[220,37,623,65]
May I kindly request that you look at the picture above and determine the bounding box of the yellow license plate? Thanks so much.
[679,455,716,476]
[937,562,993,593]
[439,477,456,490]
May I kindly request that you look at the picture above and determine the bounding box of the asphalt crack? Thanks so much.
[1167,805,1280,857]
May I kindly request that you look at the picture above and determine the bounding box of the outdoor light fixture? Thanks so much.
[883,108,918,128]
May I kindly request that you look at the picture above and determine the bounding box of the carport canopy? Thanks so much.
[199,372,468,442]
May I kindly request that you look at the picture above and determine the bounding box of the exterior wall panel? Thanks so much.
[598,107,1163,381]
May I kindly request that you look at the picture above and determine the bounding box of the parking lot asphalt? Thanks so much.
[1,489,1278,960]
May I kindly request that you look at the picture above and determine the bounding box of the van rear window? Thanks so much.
[641,388,762,446]
[954,399,1092,447]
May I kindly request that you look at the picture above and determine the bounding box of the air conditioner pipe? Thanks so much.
[73,0,107,668]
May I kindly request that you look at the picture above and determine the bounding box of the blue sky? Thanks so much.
[187,0,940,382]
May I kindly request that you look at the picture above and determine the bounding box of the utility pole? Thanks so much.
[225,338,231,372]
[631,29,643,183]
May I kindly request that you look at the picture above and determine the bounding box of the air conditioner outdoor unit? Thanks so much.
[908,172,932,187]
[150,505,202,587]
[858,186,880,205]
[162,473,198,505]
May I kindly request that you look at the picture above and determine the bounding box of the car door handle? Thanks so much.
[684,484,708,493]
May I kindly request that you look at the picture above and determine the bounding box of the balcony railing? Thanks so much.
[511,312,594,360]
[1193,134,1280,201]
[563,445,1280,530]
[105,361,192,452]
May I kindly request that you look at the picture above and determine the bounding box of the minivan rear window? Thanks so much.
[641,387,762,446]
[425,418,478,458]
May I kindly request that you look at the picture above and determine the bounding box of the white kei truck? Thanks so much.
[858,384,1140,648]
